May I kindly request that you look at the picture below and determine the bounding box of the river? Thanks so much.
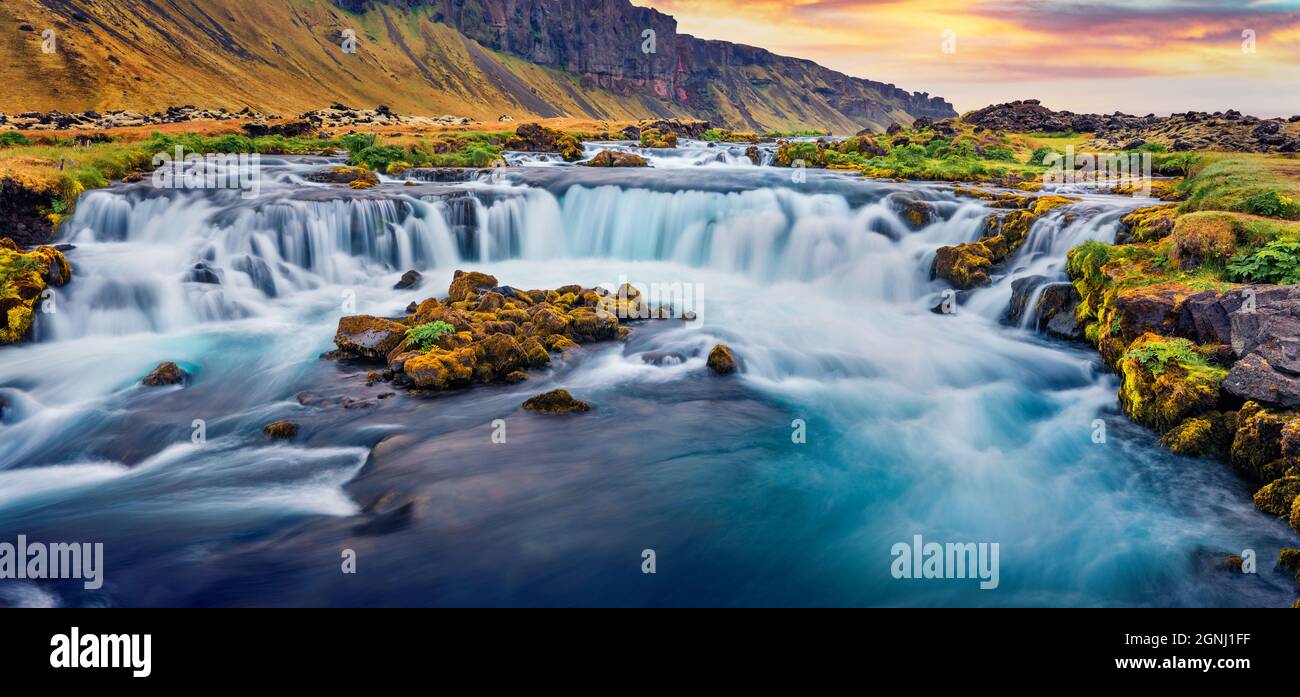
[0,139,1294,607]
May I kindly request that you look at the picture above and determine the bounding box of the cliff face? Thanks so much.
[0,0,953,132]
[332,0,955,130]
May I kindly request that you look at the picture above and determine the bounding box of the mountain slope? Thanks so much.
[0,0,954,132]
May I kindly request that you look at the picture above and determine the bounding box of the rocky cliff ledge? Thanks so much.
[332,0,955,130]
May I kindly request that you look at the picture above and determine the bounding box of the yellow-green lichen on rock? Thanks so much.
[1160,412,1233,458]
[1118,333,1226,434]
[1231,401,1298,484]
[0,238,72,345]
[1120,204,1178,243]
[1253,476,1300,517]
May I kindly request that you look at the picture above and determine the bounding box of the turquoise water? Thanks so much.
[0,153,1295,607]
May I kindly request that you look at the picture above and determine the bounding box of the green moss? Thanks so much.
[1160,413,1232,458]
[1119,334,1227,433]
[1253,476,1300,517]
[1231,403,1298,484]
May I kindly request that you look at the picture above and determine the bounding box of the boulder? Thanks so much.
[523,389,591,414]
[232,255,276,297]
[1117,333,1225,433]
[306,165,379,188]
[334,315,408,359]
[142,361,187,386]
[569,307,619,342]
[1223,354,1300,408]
[1004,276,1080,338]
[931,243,994,289]
[707,344,737,375]
[472,334,526,382]
[1160,413,1232,458]
[1113,282,1195,344]
[447,270,499,302]
[1231,402,1297,483]
[503,123,583,161]
[582,150,648,167]
[1253,476,1300,517]
[394,270,423,290]
[263,420,299,440]
[404,347,477,390]
[892,195,934,229]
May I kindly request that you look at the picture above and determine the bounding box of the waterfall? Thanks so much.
[51,156,1135,344]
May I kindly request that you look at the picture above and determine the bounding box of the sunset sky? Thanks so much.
[636,0,1300,117]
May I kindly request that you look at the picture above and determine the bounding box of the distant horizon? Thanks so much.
[636,0,1300,119]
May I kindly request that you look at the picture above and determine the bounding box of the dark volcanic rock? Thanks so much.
[1224,355,1300,408]
[0,178,57,247]
[242,120,316,138]
[394,270,423,290]
[1176,286,1300,407]
[1004,276,1083,339]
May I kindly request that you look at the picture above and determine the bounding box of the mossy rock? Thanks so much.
[263,420,299,440]
[582,150,648,167]
[334,315,408,359]
[1118,333,1226,433]
[1253,477,1300,517]
[142,361,187,386]
[1160,413,1232,458]
[523,389,591,414]
[447,270,498,302]
[1231,402,1299,483]
[1030,195,1074,216]
[931,242,994,289]
[1169,213,1237,268]
[1119,204,1178,243]
[1281,548,1300,572]
[707,344,737,375]
[471,334,526,382]
[0,242,71,345]
[404,346,477,390]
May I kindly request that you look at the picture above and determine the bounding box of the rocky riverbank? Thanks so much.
[1060,209,1300,594]
[927,179,1300,598]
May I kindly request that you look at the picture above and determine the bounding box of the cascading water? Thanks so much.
[1,151,1295,608]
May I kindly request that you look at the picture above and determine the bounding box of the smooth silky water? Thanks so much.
[1,148,1296,607]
